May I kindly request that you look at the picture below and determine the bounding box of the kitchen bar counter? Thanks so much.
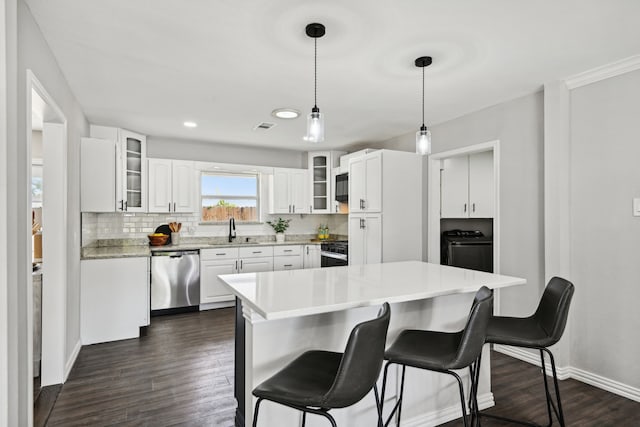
[219,261,525,426]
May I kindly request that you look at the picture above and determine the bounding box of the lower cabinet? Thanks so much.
[349,214,382,265]
[304,245,321,269]
[273,245,303,271]
[200,248,239,304]
[80,257,149,345]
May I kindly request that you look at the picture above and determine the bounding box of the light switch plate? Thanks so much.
[634,198,640,217]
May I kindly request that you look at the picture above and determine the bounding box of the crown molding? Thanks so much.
[565,55,640,89]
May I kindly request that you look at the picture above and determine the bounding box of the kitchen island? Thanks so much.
[219,261,525,427]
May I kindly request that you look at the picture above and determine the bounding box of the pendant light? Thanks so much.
[304,23,325,143]
[415,56,432,155]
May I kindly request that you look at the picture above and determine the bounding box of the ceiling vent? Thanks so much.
[254,122,276,131]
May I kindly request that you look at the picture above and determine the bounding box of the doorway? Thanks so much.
[427,140,502,308]
[27,70,68,425]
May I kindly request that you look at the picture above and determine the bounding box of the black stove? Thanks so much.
[320,240,348,267]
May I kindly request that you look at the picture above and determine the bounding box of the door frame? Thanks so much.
[427,140,502,309]
[26,70,68,399]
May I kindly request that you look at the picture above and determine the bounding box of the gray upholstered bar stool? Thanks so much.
[481,276,574,427]
[380,287,494,427]
[251,303,390,427]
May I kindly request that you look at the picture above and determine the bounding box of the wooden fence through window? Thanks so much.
[201,206,257,222]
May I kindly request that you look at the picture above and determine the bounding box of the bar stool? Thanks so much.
[251,303,391,427]
[481,276,574,427]
[380,287,494,427]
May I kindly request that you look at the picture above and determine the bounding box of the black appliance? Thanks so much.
[335,173,348,202]
[441,230,493,273]
[321,240,348,267]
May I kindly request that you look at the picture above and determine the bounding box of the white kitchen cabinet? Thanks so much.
[349,214,382,265]
[82,126,147,212]
[308,151,346,214]
[148,158,195,213]
[349,151,382,213]
[81,257,149,345]
[440,151,494,218]
[348,150,422,265]
[269,168,310,214]
[200,248,239,304]
[200,246,275,304]
[304,245,321,268]
[273,245,303,271]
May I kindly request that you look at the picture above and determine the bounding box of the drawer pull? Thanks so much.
[284,249,293,252]
[284,264,293,267]
[216,253,226,256]
[252,251,262,254]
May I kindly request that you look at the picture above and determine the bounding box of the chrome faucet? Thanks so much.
[229,217,236,242]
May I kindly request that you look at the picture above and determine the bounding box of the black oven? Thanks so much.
[335,173,348,203]
[321,241,348,267]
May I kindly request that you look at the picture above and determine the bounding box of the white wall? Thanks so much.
[569,69,640,390]
[147,136,305,169]
[374,93,546,318]
[4,1,88,423]
[1,0,16,424]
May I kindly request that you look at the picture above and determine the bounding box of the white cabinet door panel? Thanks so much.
[240,257,274,273]
[349,215,365,265]
[81,257,149,345]
[440,156,469,218]
[290,169,309,213]
[303,245,321,269]
[274,255,304,271]
[148,159,173,212]
[364,153,382,212]
[349,157,366,213]
[270,169,291,213]
[364,214,382,264]
[172,160,195,212]
[200,259,237,304]
[469,151,494,218]
[81,138,117,212]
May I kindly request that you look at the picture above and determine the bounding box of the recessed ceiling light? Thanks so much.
[271,108,300,119]
[183,121,197,128]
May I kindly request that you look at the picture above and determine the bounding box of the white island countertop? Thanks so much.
[219,260,526,320]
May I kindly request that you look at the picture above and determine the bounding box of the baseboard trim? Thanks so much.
[570,367,640,403]
[494,345,640,403]
[402,392,494,427]
[63,340,81,382]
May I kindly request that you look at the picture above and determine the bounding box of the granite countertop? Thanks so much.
[81,235,346,260]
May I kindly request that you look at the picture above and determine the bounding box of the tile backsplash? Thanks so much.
[82,212,348,247]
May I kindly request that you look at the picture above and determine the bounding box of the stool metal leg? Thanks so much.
[448,371,469,427]
[396,365,406,426]
[380,362,406,427]
[301,411,307,427]
[252,397,263,427]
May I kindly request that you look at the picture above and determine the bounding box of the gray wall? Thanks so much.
[6,1,89,423]
[570,70,640,388]
[147,136,305,168]
[375,93,546,317]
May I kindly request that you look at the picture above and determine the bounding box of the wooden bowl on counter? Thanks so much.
[148,234,169,246]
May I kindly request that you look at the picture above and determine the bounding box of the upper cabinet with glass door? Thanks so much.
[83,125,147,212]
[308,151,345,214]
[120,129,147,212]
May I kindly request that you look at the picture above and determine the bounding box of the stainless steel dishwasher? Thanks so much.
[151,250,200,311]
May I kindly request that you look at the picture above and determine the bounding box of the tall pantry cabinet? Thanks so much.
[348,150,422,265]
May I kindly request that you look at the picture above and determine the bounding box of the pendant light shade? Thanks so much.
[415,56,432,155]
[305,23,325,143]
[416,125,431,155]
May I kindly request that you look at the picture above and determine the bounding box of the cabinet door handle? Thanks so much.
[292,204,296,212]
[335,205,338,213]
[360,199,364,209]
[362,218,366,229]
[174,202,176,212]
[169,203,171,212]
[472,203,475,212]
[306,247,309,255]
[119,200,124,211]
[288,204,291,213]
[464,203,467,213]
[310,205,313,213]
[124,201,127,211]
[240,260,243,269]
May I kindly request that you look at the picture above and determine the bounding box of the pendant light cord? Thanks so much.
[421,65,425,127]
[314,37,318,108]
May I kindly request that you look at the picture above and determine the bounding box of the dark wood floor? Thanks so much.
[41,308,236,426]
[37,308,639,426]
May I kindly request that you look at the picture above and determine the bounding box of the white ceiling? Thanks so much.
[24,0,640,151]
